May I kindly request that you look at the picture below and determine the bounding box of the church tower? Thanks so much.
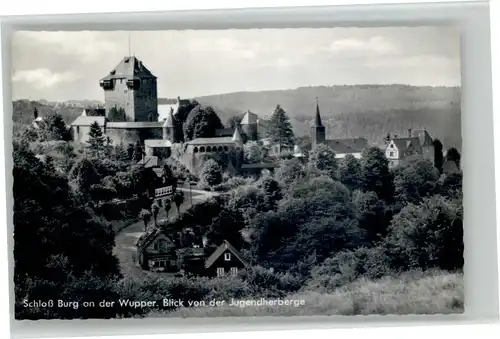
[311,97,326,149]
[99,56,158,122]
[162,107,175,142]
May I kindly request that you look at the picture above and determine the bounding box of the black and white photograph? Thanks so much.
[10,26,463,320]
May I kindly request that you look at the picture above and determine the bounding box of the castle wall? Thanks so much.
[105,127,162,147]
[72,125,105,143]
[104,79,135,121]
[134,78,158,122]
[103,78,158,122]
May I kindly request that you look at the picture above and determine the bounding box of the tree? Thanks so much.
[163,198,172,218]
[266,105,295,149]
[183,105,224,141]
[35,114,71,142]
[173,100,199,142]
[307,143,338,179]
[359,147,394,202]
[131,141,144,163]
[393,156,440,205]
[116,144,131,162]
[446,147,461,169]
[243,141,263,164]
[274,157,306,187]
[338,154,362,191]
[13,142,120,319]
[140,209,152,232]
[199,159,223,187]
[433,139,444,173]
[352,190,389,242]
[227,115,242,129]
[206,208,245,249]
[68,157,101,195]
[173,191,185,214]
[151,203,160,226]
[384,195,463,271]
[86,121,106,157]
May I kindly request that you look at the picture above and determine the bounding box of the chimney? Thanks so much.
[33,107,38,119]
[408,128,412,137]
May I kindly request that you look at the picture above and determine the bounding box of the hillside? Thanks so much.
[192,85,462,149]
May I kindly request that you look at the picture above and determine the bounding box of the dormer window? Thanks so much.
[126,79,140,89]
[100,79,114,90]
[110,70,116,75]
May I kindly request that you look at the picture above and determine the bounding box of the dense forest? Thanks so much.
[13,99,463,319]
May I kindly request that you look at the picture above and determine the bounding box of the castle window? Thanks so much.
[200,146,206,152]
[206,146,212,152]
[223,146,229,151]
[193,147,199,153]
[217,146,223,152]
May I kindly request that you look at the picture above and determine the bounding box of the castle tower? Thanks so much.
[99,56,158,122]
[162,107,175,142]
[240,110,258,141]
[311,97,326,149]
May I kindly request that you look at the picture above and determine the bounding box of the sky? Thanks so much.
[11,27,461,101]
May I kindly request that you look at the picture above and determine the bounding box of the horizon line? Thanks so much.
[12,83,461,103]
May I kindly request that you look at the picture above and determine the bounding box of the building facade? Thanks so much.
[385,128,435,168]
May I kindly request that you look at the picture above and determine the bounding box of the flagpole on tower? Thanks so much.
[128,33,131,56]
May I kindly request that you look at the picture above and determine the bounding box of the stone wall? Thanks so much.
[105,127,162,147]
[103,78,158,122]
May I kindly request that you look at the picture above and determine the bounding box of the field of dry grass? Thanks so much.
[156,270,463,317]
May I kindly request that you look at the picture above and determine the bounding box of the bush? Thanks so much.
[306,246,393,292]
[239,265,304,298]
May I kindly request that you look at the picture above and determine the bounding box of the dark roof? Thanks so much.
[215,128,235,137]
[412,129,434,147]
[313,98,323,127]
[138,156,159,168]
[324,138,368,153]
[100,56,156,81]
[205,240,249,269]
[137,228,178,251]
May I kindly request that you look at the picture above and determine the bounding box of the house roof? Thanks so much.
[241,111,258,125]
[390,137,421,152]
[186,137,236,146]
[136,228,162,251]
[138,156,159,168]
[70,116,106,126]
[163,108,175,128]
[106,122,162,129]
[204,240,249,269]
[145,139,172,148]
[215,128,235,137]
[412,129,434,147]
[100,56,156,81]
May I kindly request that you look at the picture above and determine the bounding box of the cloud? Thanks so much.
[12,68,79,89]
[326,36,401,56]
[14,31,118,62]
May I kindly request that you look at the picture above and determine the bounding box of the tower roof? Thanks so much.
[232,125,243,142]
[100,56,156,81]
[241,110,258,125]
[163,107,175,128]
[313,97,324,127]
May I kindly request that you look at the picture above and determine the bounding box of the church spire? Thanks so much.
[314,97,323,127]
